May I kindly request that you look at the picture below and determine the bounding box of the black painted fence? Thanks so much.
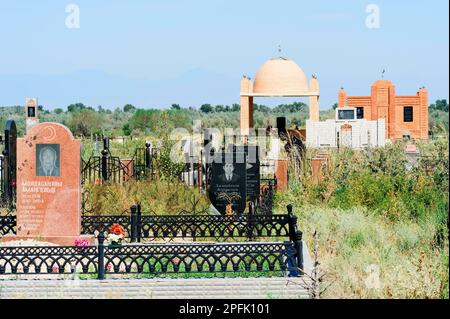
[0,234,299,278]
[0,205,304,278]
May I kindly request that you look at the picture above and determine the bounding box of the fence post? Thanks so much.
[247,202,254,240]
[130,205,137,243]
[145,142,151,177]
[103,137,110,152]
[97,232,105,280]
[287,204,297,242]
[287,204,303,276]
[137,203,142,243]
[198,153,203,191]
[101,149,108,182]
[294,230,304,276]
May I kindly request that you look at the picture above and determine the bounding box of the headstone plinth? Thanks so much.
[2,122,93,246]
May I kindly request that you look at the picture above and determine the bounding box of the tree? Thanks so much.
[122,123,132,136]
[123,104,136,113]
[67,103,87,112]
[200,104,213,113]
[332,103,338,110]
[215,105,225,112]
[54,108,63,114]
[129,109,160,132]
[67,109,101,136]
[171,104,181,110]
[430,99,449,112]
[232,103,240,112]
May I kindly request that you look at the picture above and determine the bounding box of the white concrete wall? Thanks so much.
[306,119,385,149]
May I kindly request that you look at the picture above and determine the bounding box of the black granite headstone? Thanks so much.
[228,144,260,202]
[208,152,247,214]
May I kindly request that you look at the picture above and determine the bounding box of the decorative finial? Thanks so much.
[278,44,282,55]
[312,74,317,79]
[381,69,386,79]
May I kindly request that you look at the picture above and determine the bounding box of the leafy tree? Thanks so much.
[122,123,132,136]
[200,104,213,113]
[430,100,449,112]
[332,103,338,110]
[67,103,87,112]
[171,104,181,110]
[67,109,102,136]
[215,105,225,112]
[54,108,64,114]
[123,104,136,113]
[129,109,160,132]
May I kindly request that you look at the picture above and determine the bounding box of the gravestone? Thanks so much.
[208,152,247,214]
[25,97,39,133]
[228,144,260,202]
[2,122,92,245]
[2,120,17,201]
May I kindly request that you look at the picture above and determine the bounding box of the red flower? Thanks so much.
[109,223,126,238]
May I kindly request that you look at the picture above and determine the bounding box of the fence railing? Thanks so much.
[0,205,304,278]
[2,206,295,241]
[82,143,159,185]
[0,237,299,278]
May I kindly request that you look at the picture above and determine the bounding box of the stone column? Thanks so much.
[240,76,254,138]
[309,76,320,121]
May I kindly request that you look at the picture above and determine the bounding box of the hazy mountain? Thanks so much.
[0,68,241,110]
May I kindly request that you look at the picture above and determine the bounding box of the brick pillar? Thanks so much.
[338,88,347,108]
[275,159,288,191]
[240,96,253,137]
[418,88,429,139]
[240,76,254,138]
[388,83,397,140]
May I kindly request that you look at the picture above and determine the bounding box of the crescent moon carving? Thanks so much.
[42,126,57,141]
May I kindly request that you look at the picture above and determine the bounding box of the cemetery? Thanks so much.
[0,50,448,300]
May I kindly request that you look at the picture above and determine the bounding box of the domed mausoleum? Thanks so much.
[240,56,319,135]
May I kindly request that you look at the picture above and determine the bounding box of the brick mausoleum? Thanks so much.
[338,80,429,141]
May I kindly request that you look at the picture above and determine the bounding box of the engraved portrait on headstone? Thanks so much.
[36,144,60,177]
[218,163,241,183]
[27,106,36,118]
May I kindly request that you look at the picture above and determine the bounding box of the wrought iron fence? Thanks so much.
[0,245,99,276]
[0,204,303,279]
[1,205,294,241]
[81,144,159,185]
[0,235,299,278]
[0,215,15,236]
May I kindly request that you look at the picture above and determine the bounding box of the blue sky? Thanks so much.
[0,0,448,109]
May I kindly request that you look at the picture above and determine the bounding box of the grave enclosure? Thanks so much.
[0,114,306,281]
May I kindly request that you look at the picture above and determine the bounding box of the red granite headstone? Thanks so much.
[2,122,92,245]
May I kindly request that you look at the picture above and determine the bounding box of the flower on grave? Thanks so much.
[52,264,59,273]
[107,223,126,245]
[107,233,124,244]
[74,238,90,252]
[172,257,181,266]
[109,223,126,237]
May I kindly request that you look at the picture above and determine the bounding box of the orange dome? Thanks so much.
[253,57,309,96]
